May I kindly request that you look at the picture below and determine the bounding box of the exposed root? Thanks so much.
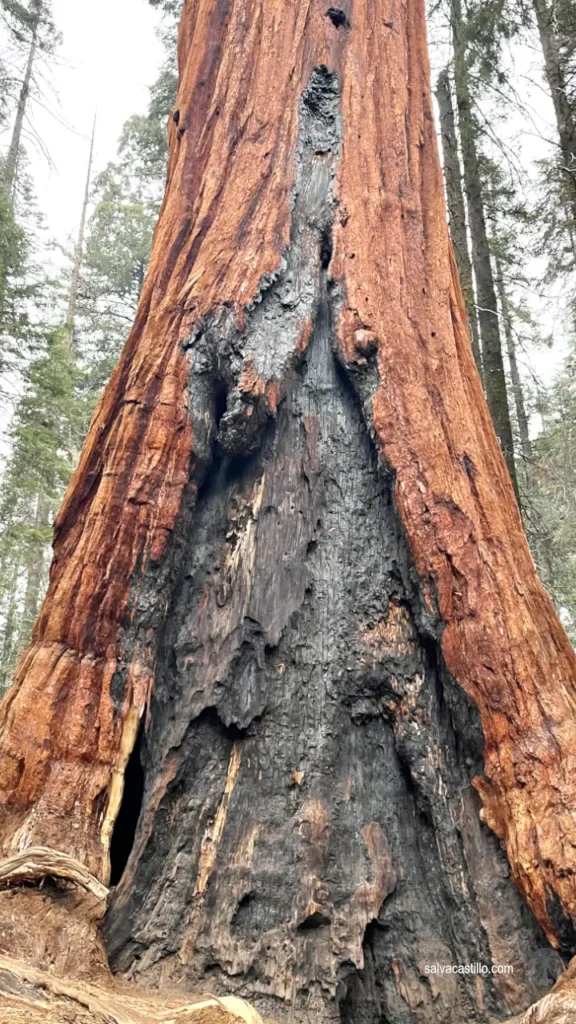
[0,847,109,902]
[503,957,576,1023]
[0,954,264,1024]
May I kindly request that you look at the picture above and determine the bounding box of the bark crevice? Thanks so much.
[108,723,145,888]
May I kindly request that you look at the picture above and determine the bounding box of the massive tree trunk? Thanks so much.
[449,0,518,495]
[3,1,576,1023]
[436,66,482,378]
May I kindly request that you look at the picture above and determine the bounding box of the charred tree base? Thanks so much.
[104,277,550,1022]
[0,869,567,1024]
[97,64,555,1024]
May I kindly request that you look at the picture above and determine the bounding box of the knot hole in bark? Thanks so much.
[325,7,350,29]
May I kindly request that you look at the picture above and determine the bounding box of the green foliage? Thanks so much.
[76,51,177,399]
[0,160,54,399]
[116,60,175,192]
[0,2,177,692]
[147,0,182,16]
[0,0,60,377]
[0,0,58,131]
[77,160,160,397]
[86,169,158,304]
[532,156,576,289]
[0,330,83,685]
[1,332,82,511]
[463,0,528,81]
[0,172,28,337]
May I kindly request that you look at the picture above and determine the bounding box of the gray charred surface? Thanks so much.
[105,69,551,1024]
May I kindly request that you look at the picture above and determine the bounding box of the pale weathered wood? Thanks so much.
[0,954,263,1024]
[0,847,109,902]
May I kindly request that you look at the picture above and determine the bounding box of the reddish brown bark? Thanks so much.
[1,0,576,963]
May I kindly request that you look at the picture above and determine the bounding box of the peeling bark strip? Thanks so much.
[1,0,576,1018]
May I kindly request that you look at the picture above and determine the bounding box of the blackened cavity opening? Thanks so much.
[320,225,334,270]
[109,724,145,887]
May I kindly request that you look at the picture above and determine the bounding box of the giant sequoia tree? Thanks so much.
[3,1,576,1023]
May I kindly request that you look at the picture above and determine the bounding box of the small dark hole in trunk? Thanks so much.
[326,7,350,28]
[298,910,331,930]
[320,225,333,269]
[109,724,145,887]
[214,380,228,429]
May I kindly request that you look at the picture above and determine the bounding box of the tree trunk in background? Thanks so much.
[0,564,20,695]
[16,492,50,657]
[3,1,576,1023]
[450,0,518,495]
[494,262,558,599]
[495,260,530,465]
[65,116,96,351]
[436,66,482,378]
[533,0,576,229]
[3,5,39,195]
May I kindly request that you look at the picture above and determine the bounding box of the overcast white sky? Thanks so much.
[0,0,164,440]
[21,0,164,245]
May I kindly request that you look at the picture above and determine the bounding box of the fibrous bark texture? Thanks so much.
[2,0,576,1023]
